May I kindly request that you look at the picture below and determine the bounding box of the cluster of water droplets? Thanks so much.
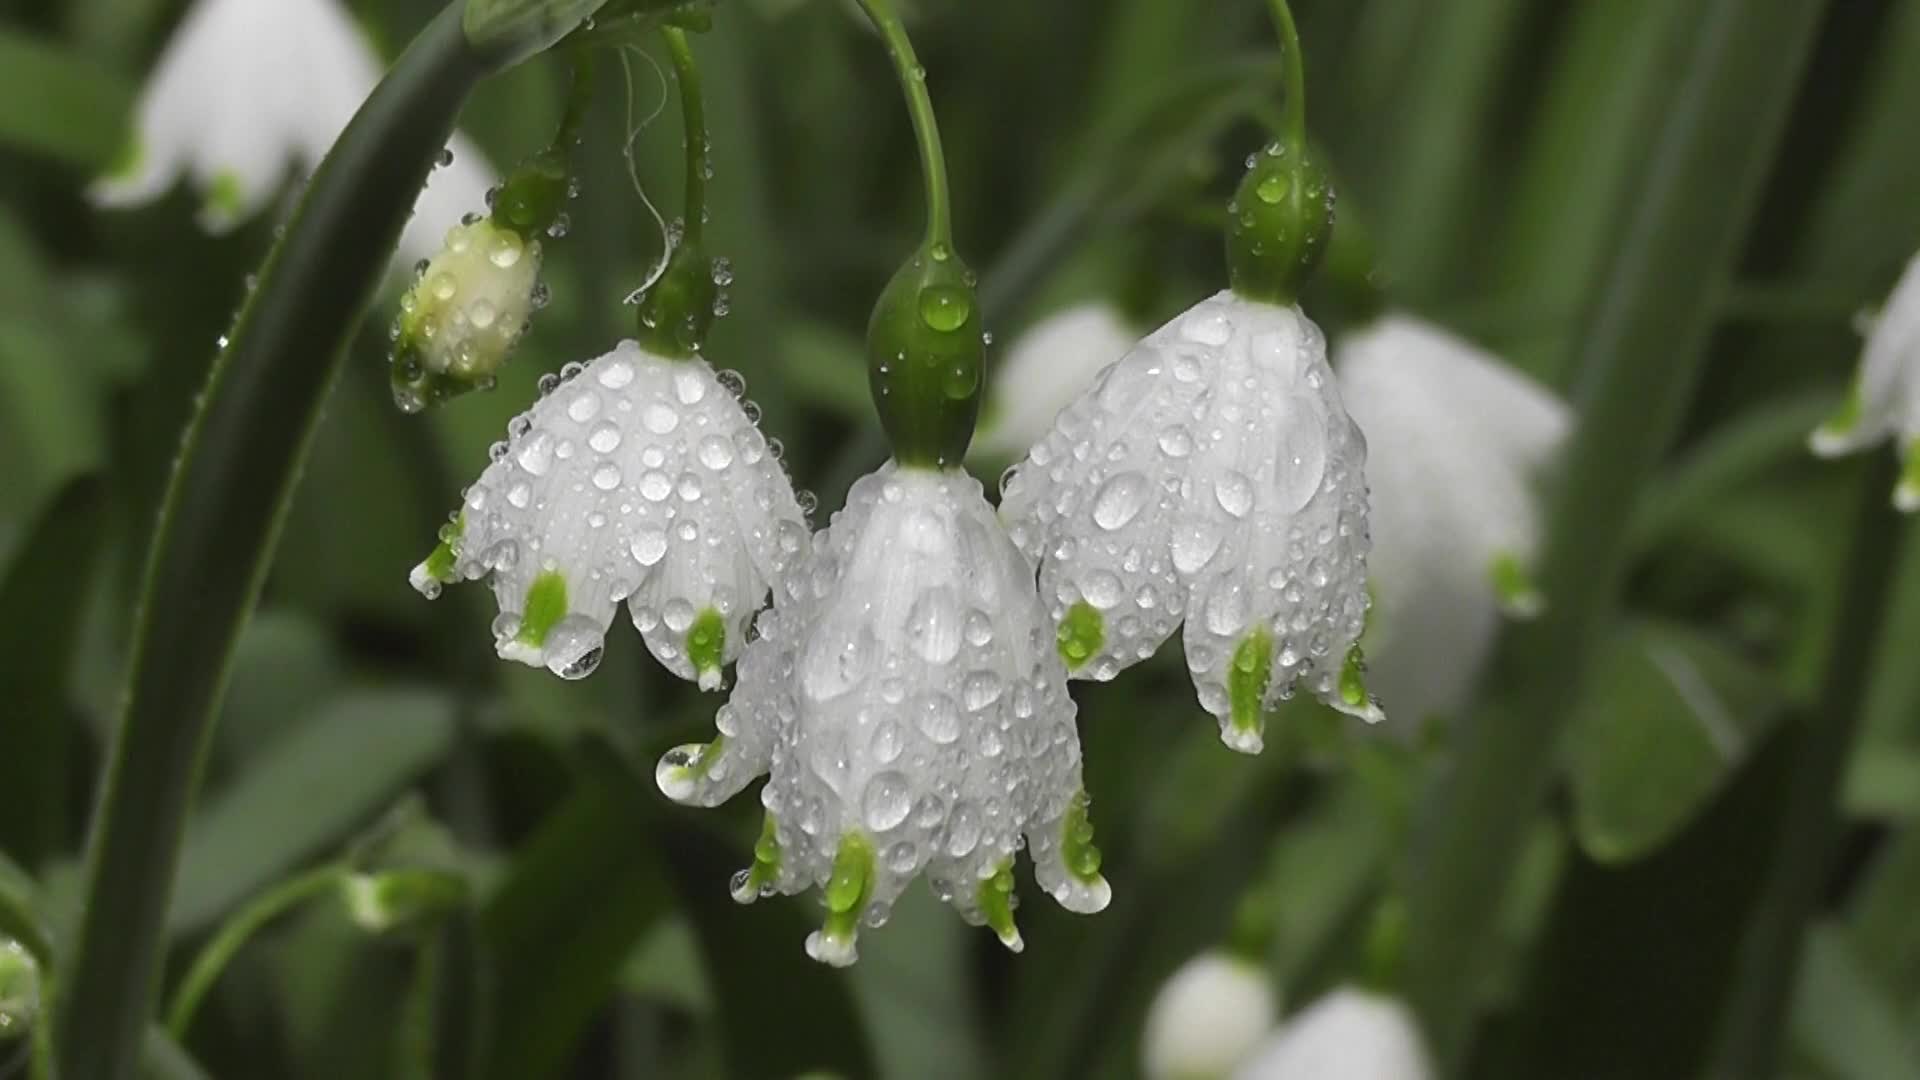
[411,341,809,685]
[1001,290,1378,748]
[658,463,1108,962]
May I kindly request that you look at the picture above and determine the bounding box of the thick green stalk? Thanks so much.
[54,8,491,1078]
[851,0,952,249]
[1707,459,1905,1077]
[1400,0,1830,1063]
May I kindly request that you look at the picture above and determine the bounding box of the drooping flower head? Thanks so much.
[1336,314,1569,722]
[1002,290,1378,753]
[658,464,1109,965]
[1231,989,1433,1080]
[1810,252,1920,510]
[89,0,491,262]
[976,303,1137,459]
[1142,951,1279,1080]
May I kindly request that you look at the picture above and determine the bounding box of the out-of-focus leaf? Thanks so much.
[780,319,870,419]
[480,752,672,1080]
[850,888,988,1080]
[661,823,878,1079]
[169,689,459,937]
[0,853,53,963]
[1786,923,1920,1080]
[0,28,131,169]
[617,916,711,1014]
[142,1026,213,1080]
[1569,620,1787,863]
[1844,748,1920,823]
[213,611,342,765]
[1851,828,1920,1007]
[0,320,109,525]
[0,477,105,869]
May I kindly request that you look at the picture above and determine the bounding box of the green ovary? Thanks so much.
[687,607,726,682]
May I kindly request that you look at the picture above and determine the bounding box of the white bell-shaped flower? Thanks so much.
[657,462,1111,966]
[1142,951,1278,1080]
[1810,252,1920,510]
[1335,315,1569,722]
[1002,290,1378,754]
[977,304,1136,459]
[1231,988,1433,1080]
[89,0,491,264]
[411,342,809,687]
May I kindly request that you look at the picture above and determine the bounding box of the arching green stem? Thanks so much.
[166,864,349,1038]
[553,50,597,151]
[1262,0,1308,154]
[851,0,953,249]
[662,28,707,246]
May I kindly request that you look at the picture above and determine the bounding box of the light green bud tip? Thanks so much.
[807,833,875,967]
[732,813,781,903]
[1061,789,1103,882]
[1056,600,1104,670]
[516,570,569,648]
[979,859,1022,952]
[867,243,985,469]
[0,938,39,1036]
[687,607,727,690]
[1898,440,1920,513]
[1226,141,1335,306]
[1228,627,1275,753]
[1490,551,1545,619]
[341,869,470,934]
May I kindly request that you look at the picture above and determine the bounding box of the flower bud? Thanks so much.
[340,868,469,935]
[1225,142,1335,307]
[867,245,985,468]
[0,938,39,1039]
[1142,952,1277,1080]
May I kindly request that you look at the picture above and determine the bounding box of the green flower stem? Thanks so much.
[1399,0,1829,1063]
[553,50,597,152]
[662,27,706,246]
[1707,457,1905,1077]
[54,8,497,1078]
[1260,0,1307,153]
[850,0,953,249]
[165,864,349,1038]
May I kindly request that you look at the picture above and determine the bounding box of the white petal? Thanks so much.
[1812,253,1920,456]
[1232,989,1433,1080]
[1336,314,1570,721]
[977,304,1137,458]
[1142,953,1277,1080]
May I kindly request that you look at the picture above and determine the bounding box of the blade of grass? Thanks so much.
[1400,0,1831,1061]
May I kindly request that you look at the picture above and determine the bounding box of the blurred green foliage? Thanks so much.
[0,0,1918,1077]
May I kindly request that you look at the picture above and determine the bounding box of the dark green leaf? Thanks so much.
[1569,620,1787,863]
[1786,923,1920,1080]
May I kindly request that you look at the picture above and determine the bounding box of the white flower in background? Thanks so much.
[1232,988,1433,1080]
[657,462,1111,966]
[1810,252,1920,510]
[976,304,1136,458]
[1335,315,1570,722]
[389,216,547,412]
[89,0,492,264]
[1001,291,1379,754]
[1142,952,1278,1080]
[411,342,809,687]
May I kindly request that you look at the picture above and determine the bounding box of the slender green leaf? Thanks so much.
[1569,621,1787,863]
[1787,924,1920,1080]
[0,478,105,870]
[1403,0,1831,1058]
[56,9,497,1073]
[140,1027,212,1080]
[169,689,457,938]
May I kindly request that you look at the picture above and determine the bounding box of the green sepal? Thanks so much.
[732,812,781,903]
[491,148,571,240]
[516,570,569,648]
[635,238,719,359]
[422,512,465,584]
[391,345,500,415]
[866,245,985,468]
[1226,141,1335,306]
[820,833,875,948]
[1055,601,1104,671]
[686,607,727,685]
[978,860,1021,950]
[1229,627,1276,743]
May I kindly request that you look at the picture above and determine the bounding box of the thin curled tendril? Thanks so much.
[618,44,675,306]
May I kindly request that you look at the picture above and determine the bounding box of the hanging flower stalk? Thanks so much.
[411,26,808,688]
[1000,0,1380,754]
[654,0,1110,966]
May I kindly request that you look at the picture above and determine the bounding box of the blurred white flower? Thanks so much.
[1001,291,1379,754]
[411,342,808,687]
[1143,952,1278,1080]
[1232,988,1433,1080]
[1810,252,1920,510]
[976,304,1136,458]
[89,0,492,264]
[657,462,1110,965]
[1335,315,1569,722]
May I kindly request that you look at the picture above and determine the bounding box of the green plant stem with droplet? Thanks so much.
[635,26,719,359]
[165,863,350,1039]
[852,0,984,469]
[1226,0,1334,306]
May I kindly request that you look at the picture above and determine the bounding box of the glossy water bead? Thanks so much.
[410,340,808,688]
[656,462,1110,965]
[1001,290,1381,753]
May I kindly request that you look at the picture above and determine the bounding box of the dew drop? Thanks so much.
[1091,471,1148,531]
[863,771,913,832]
